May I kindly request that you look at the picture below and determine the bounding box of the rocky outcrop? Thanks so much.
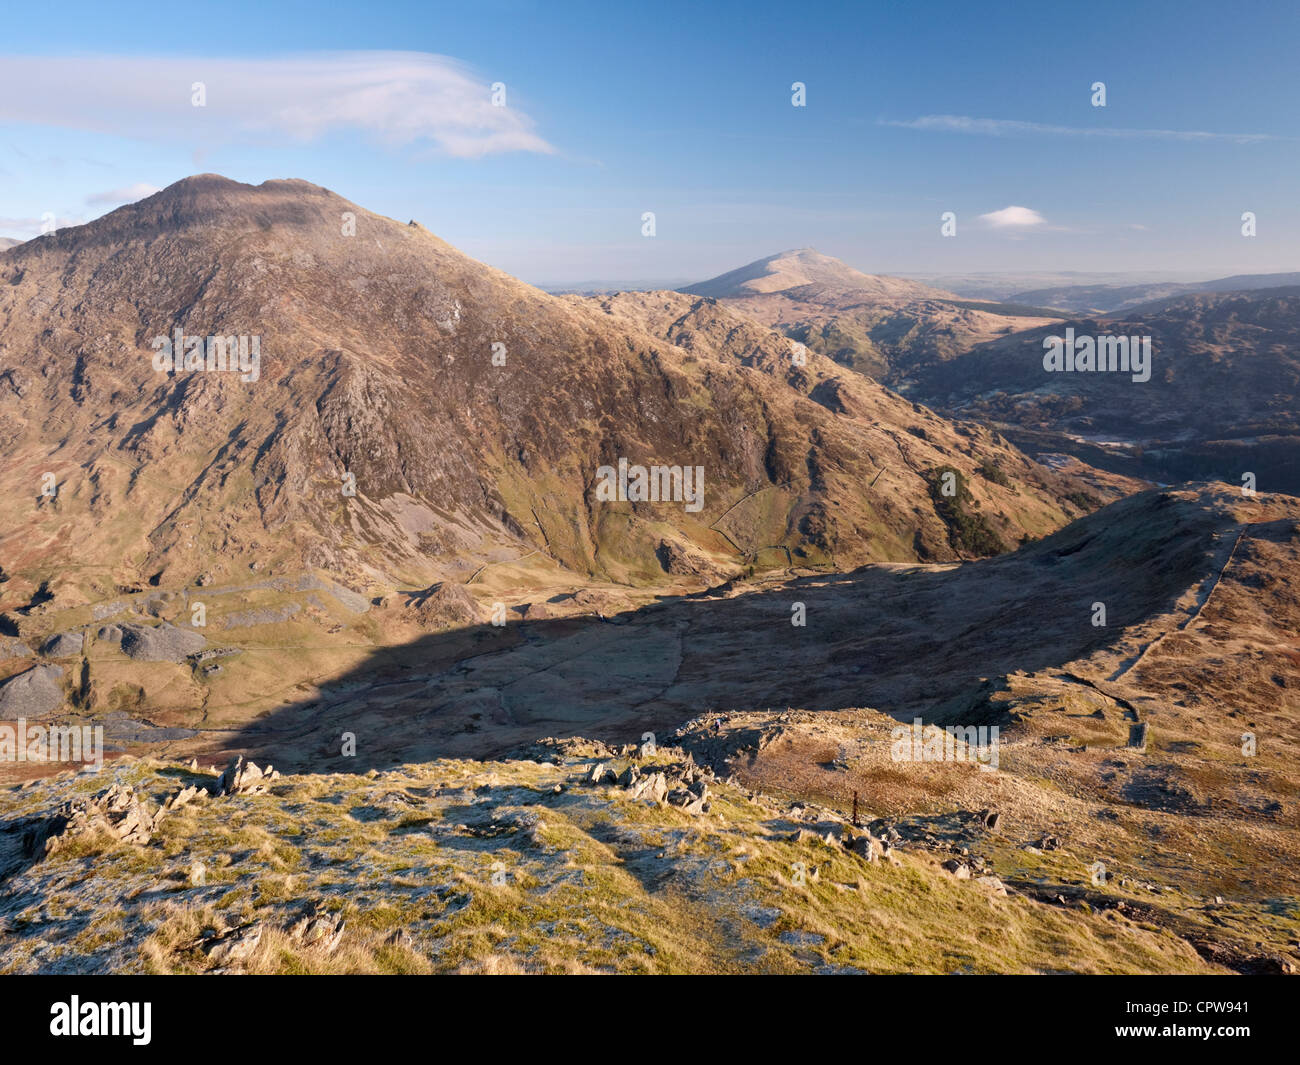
[410,582,480,630]
[215,755,280,796]
[286,911,345,955]
[0,664,64,718]
[38,632,84,657]
[116,622,207,662]
[43,782,160,851]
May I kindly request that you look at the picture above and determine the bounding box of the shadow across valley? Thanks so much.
[221,489,1234,775]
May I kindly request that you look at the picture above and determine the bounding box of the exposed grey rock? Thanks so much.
[0,637,33,660]
[165,784,207,810]
[287,912,345,954]
[850,834,878,862]
[291,574,370,614]
[222,602,301,629]
[44,781,159,851]
[942,859,971,879]
[0,663,64,718]
[778,930,825,946]
[215,754,279,796]
[119,622,206,662]
[204,922,263,965]
[39,631,84,657]
[630,772,669,803]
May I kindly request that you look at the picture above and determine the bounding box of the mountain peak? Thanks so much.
[681,248,947,301]
[13,173,369,254]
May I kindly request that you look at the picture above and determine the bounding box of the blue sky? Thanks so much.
[2,0,1296,283]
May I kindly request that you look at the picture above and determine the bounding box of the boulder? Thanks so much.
[205,922,263,965]
[850,834,878,862]
[165,784,206,810]
[942,859,971,879]
[215,755,279,796]
[287,913,345,955]
[630,772,669,803]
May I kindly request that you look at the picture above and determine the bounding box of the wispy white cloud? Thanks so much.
[980,205,1046,229]
[0,51,554,158]
[882,114,1290,144]
[86,182,162,205]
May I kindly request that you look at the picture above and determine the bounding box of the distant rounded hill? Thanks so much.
[681,247,948,302]
[679,248,1065,384]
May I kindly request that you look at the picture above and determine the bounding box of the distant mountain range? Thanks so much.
[907,286,1300,493]
[665,249,1300,494]
[1007,272,1300,315]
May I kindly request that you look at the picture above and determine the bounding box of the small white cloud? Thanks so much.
[86,183,162,206]
[979,205,1046,229]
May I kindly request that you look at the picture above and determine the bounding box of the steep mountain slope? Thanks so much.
[910,287,1300,493]
[0,176,1095,626]
[680,249,1064,382]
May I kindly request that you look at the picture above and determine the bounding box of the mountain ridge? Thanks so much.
[0,174,1100,615]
